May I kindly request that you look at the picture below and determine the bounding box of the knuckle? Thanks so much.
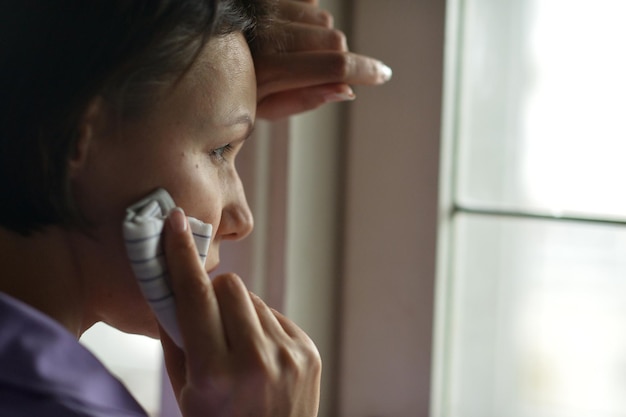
[278,344,298,368]
[317,10,334,28]
[277,345,305,382]
[216,271,240,283]
[327,28,348,51]
[303,340,322,371]
[279,340,321,375]
[246,342,281,381]
[212,272,243,292]
[211,272,246,303]
[327,53,351,81]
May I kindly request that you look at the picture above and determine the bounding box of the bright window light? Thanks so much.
[80,323,162,416]
[440,1,626,416]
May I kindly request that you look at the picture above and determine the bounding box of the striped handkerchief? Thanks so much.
[122,188,213,348]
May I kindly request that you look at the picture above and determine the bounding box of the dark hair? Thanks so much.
[0,0,276,235]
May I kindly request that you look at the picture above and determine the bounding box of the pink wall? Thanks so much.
[337,1,446,416]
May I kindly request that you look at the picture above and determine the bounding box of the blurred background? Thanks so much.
[81,1,626,416]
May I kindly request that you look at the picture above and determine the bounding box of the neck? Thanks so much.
[0,226,87,337]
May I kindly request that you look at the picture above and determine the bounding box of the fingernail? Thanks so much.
[378,62,393,83]
[168,207,187,233]
[324,88,356,103]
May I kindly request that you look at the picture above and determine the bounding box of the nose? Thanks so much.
[217,180,254,241]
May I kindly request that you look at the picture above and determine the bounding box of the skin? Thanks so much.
[255,0,393,119]
[0,1,392,334]
[0,32,321,417]
[63,33,254,338]
[0,1,388,414]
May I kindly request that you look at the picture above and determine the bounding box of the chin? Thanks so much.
[142,319,161,340]
[116,320,160,340]
[103,304,161,339]
[133,316,160,339]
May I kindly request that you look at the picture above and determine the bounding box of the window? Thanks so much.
[435,1,626,416]
[80,324,162,416]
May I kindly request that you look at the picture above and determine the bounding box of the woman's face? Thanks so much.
[72,32,255,336]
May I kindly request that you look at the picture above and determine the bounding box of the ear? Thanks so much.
[68,96,106,178]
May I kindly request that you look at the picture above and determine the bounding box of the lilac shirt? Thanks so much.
[0,292,148,417]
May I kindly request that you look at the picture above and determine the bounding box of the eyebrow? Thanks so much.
[226,114,255,140]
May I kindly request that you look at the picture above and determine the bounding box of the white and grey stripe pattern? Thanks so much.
[123,188,213,348]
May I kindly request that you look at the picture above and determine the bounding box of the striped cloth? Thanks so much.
[122,189,213,348]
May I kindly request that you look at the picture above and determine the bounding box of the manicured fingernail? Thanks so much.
[168,207,187,233]
[378,62,393,83]
[324,88,356,103]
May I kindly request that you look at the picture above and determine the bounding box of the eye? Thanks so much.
[209,143,234,162]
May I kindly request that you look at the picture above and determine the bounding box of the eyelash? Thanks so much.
[209,143,234,161]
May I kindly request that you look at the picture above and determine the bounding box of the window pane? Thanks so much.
[80,323,162,416]
[443,213,626,417]
[456,0,626,219]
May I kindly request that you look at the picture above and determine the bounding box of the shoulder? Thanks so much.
[0,293,148,417]
[0,388,145,417]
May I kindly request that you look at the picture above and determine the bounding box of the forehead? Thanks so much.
[182,32,257,123]
[187,33,255,96]
[194,32,254,75]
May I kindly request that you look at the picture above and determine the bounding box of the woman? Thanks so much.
[0,0,391,415]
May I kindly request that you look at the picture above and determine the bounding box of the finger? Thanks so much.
[278,1,333,28]
[248,291,292,342]
[257,83,355,120]
[164,208,227,368]
[248,293,320,369]
[211,273,266,354]
[256,51,393,99]
[270,307,318,351]
[279,22,347,53]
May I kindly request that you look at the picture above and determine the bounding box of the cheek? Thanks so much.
[165,161,224,228]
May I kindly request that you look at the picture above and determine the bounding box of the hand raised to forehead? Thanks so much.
[254,0,392,120]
